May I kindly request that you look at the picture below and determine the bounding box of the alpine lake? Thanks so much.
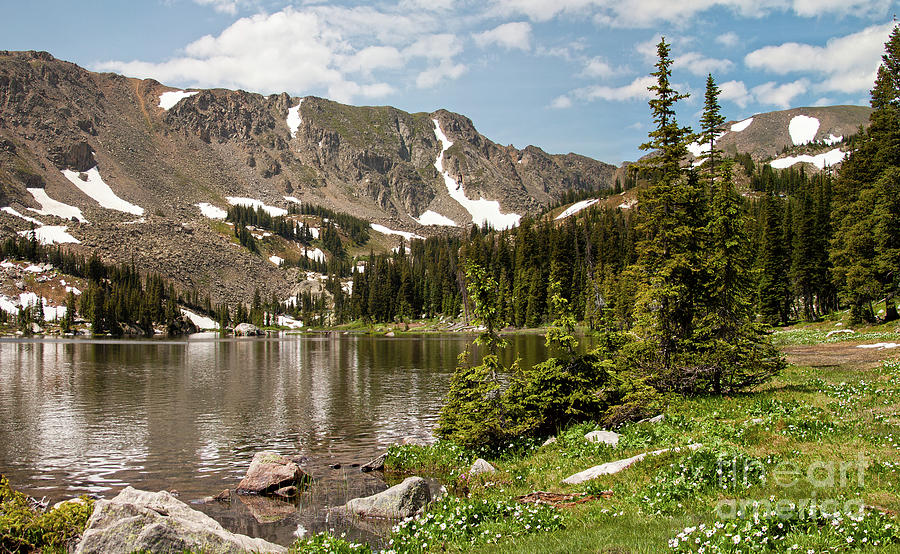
[0,332,563,547]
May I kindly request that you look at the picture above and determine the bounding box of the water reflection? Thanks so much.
[0,333,561,545]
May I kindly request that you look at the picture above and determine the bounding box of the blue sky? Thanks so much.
[2,0,897,163]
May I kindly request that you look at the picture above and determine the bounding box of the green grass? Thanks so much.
[382,353,900,552]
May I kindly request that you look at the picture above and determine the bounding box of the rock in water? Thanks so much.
[343,476,431,519]
[236,451,308,495]
[584,430,621,447]
[468,458,496,476]
[75,487,285,554]
[233,322,263,336]
[360,452,387,472]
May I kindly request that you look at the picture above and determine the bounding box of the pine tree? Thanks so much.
[758,194,792,325]
[698,74,726,187]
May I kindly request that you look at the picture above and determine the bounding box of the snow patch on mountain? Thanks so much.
[17,226,80,245]
[414,210,457,227]
[823,134,843,146]
[303,247,326,262]
[686,131,727,159]
[371,223,424,240]
[181,308,219,330]
[269,255,284,266]
[770,148,847,169]
[284,196,301,204]
[226,197,287,217]
[433,119,521,230]
[26,188,86,222]
[2,207,44,226]
[556,199,599,220]
[789,115,820,146]
[731,118,753,132]
[158,90,198,110]
[287,99,304,138]
[62,167,144,216]
[195,203,227,219]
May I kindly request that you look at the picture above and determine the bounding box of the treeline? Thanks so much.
[227,205,315,244]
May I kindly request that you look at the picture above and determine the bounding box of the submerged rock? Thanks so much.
[236,451,308,495]
[74,487,285,554]
[343,476,431,519]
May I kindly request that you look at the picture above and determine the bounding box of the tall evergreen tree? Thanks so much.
[698,74,726,187]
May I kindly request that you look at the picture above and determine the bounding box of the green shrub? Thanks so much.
[0,475,94,552]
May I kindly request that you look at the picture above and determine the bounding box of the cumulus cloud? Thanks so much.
[491,0,892,27]
[550,95,573,109]
[473,22,533,51]
[751,80,809,108]
[744,22,894,94]
[96,6,469,103]
[674,52,734,76]
[581,56,628,78]
[193,0,238,15]
[719,80,751,108]
[716,32,739,47]
[573,76,656,102]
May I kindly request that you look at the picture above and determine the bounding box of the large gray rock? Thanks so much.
[236,451,308,495]
[585,430,621,447]
[233,323,263,336]
[75,487,285,554]
[562,443,703,485]
[468,458,496,476]
[343,476,431,519]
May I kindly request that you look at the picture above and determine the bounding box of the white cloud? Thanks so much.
[473,22,532,51]
[573,75,656,102]
[744,22,894,94]
[716,32,740,47]
[96,6,469,103]
[416,59,468,88]
[719,79,751,108]
[581,56,628,78]
[674,52,734,76]
[550,95,573,109]
[751,80,809,108]
[193,0,238,15]
[492,0,892,27]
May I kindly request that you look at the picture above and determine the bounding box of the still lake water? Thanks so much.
[0,333,553,546]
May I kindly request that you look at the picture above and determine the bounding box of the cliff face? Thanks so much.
[0,50,617,301]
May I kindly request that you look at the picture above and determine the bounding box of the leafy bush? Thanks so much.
[0,475,94,552]
[289,532,372,553]
[385,441,474,479]
[387,495,563,552]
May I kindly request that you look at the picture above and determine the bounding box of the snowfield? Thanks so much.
[226,197,288,217]
[27,188,86,222]
[195,203,227,219]
[180,308,219,330]
[287,99,304,138]
[276,314,303,329]
[555,199,599,220]
[269,255,284,266]
[2,207,44,225]
[433,120,521,230]
[686,131,727,159]
[789,115,820,146]
[731,118,753,132]
[62,167,144,216]
[158,90,198,110]
[304,247,326,262]
[371,223,424,241]
[770,148,847,170]
[17,226,80,245]
[823,134,843,146]
[414,210,457,227]
[0,293,65,321]
[284,196,301,204]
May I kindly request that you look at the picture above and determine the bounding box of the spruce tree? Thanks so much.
[698,74,726,186]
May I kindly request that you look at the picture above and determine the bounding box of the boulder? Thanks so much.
[236,451,308,495]
[234,322,263,336]
[74,487,285,554]
[237,494,296,524]
[638,414,665,424]
[563,443,703,485]
[585,430,621,447]
[360,452,387,472]
[343,476,431,519]
[468,458,496,476]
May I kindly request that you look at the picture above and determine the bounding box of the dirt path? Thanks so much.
[782,341,899,369]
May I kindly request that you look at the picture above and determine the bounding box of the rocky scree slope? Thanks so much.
[0,50,616,302]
